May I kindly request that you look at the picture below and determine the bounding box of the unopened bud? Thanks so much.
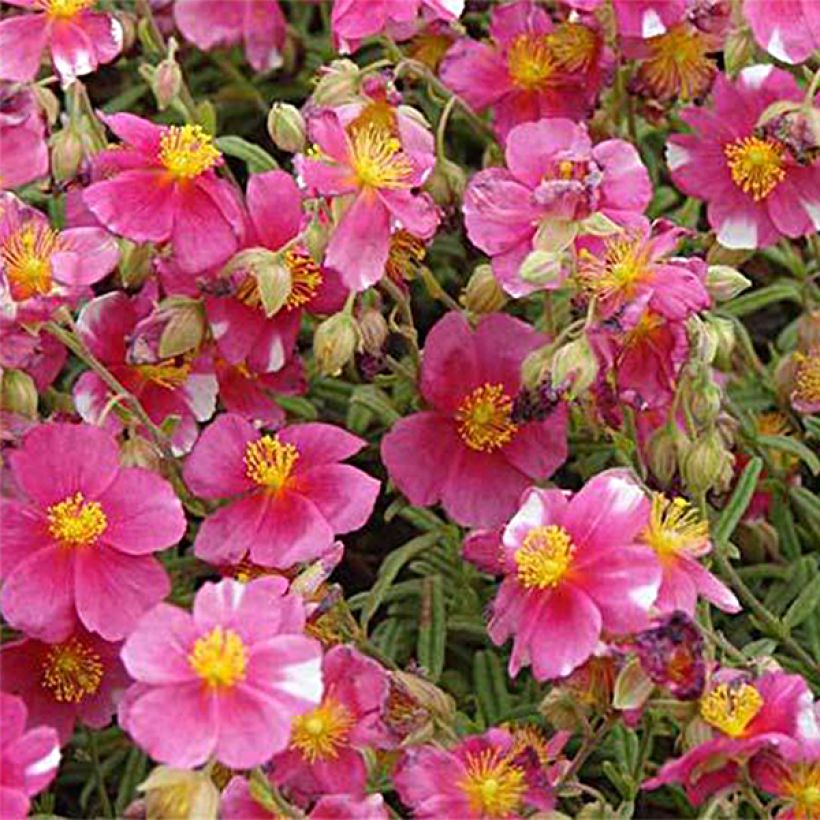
[153,56,183,111]
[267,102,306,153]
[224,248,292,317]
[550,335,599,399]
[386,670,456,745]
[797,309,820,350]
[705,315,736,370]
[424,157,466,209]
[50,126,85,181]
[0,369,37,418]
[723,27,755,76]
[521,344,552,389]
[681,428,735,495]
[118,240,153,289]
[314,312,359,376]
[302,215,329,263]
[706,265,751,302]
[461,264,507,314]
[689,379,723,425]
[646,423,688,486]
[358,308,389,356]
[32,85,59,126]
[139,766,219,820]
[519,249,565,288]
[311,59,361,107]
[119,436,163,471]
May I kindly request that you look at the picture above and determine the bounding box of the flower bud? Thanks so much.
[461,264,507,314]
[723,27,754,76]
[32,85,60,126]
[357,307,389,356]
[302,215,329,263]
[223,248,292,317]
[267,102,306,153]
[119,435,163,472]
[550,335,598,399]
[519,249,565,288]
[314,312,359,376]
[153,56,183,111]
[681,427,735,495]
[521,344,552,390]
[706,265,751,302]
[385,670,456,745]
[0,369,38,418]
[705,315,736,370]
[311,59,361,107]
[689,378,723,426]
[118,240,154,289]
[424,157,466,209]
[138,766,219,820]
[797,309,820,351]
[646,424,687,486]
[50,126,85,181]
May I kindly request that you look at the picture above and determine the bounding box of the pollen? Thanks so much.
[135,359,191,389]
[641,494,709,560]
[188,627,247,690]
[47,493,108,548]
[43,0,94,19]
[41,637,104,703]
[1,222,60,301]
[159,125,221,181]
[284,249,323,309]
[699,682,763,738]
[290,696,355,763]
[514,525,575,589]
[724,136,787,201]
[639,25,715,101]
[783,762,820,820]
[244,435,299,490]
[347,124,413,190]
[578,232,651,302]
[458,748,527,818]
[455,383,518,452]
[507,34,557,92]
[385,229,427,282]
[793,351,820,406]
[548,22,599,73]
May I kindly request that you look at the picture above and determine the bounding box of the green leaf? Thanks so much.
[713,457,763,546]
[790,486,820,541]
[215,136,278,172]
[720,281,802,317]
[349,385,401,425]
[417,575,446,681]
[783,574,820,629]
[756,435,820,475]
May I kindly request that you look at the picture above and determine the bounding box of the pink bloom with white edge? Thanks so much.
[463,117,651,297]
[0,82,48,191]
[0,422,185,642]
[381,312,567,529]
[562,0,686,38]
[183,414,380,568]
[0,627,130,745]
[296,107,439,292]
[743,0,820,65]
[667,66,820,249]
[644,671,819,805]
[0,0,122,86]
[0,692,60,820]
[489,470,662,681]
[174,0,287,72]
[0,192,119,321]
[83,114,245,273]
[119,577,324,769]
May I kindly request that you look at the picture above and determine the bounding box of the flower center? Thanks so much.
[641,495,709,559]
[641,25,714,101]
[159,125,221,181]
[514,525,575,589]
[578,232,651,302]
[458,749,526,818]
[724,136,787,201]
[284,249,323,309]
[348,123,413,190]
[188,627,247,690]
[507,34,557,92]
[455,383,518,452]
[385,229,427,282]
[244,435,299,490]
[47,492,107,548]
[1,222,60,301]
[548,22,599,73]
[794,351,820,406]
[41,0,94,19]
[290,696,355,763]
[135,359,191,389]
[785,764,820,817]
[41,637,104,703]
[699,682,763,738]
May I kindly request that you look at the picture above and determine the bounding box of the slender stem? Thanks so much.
[558,715,616,789]
[87,728,113,819]
[435,95,457,158]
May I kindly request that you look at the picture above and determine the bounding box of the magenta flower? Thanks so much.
[743,0,820,64]
[183,413,380,568]
[464,117,651,296]
[488,470,662,680]
[0,692,60,820]
[0,0,123,85]
[83,113,245,273]
[0,422,185,642]
[0,82,48,191]
[667,65,820,249]
[750,738,820,820]
[174,0,287,72]
[564,0,686,38]
[120,576,324,769]
[0,627,130,745]
[381,312,567,528]
[297,107,439,292]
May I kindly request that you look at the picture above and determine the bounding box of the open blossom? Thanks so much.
[563,0,686,38]
[183,413,380,568]
[789,348,820,415]
[120,577,324,769]
[0,422,185,641]
[83,114,245,273]
[297,107,439,292]
[0,0,123,85]
[750,739,820,820]
[667,65,820,249]
[174,0,287,72]
[644,671,819,805]
[743,0,820,64]
[0,627,129,744]
[381,312,567,529]
[0,692,60,820]
[463,117,651,296]
[488,470,661,680]
[0,82,48,191]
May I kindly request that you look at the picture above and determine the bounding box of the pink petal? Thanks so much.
[0,15,48,82]
[242,0,287,71]
[51,227,119,286]
[653,560,698,616]
[280,422,366,466]
[595,139,653,215]
[99,112,163,154]
[74,11,122,65]
[378,188,440,240]
[419,311,480,412]
[503,405,568,480]
[173,0,242,50]
[193,495,270,566]
[75,291,138,362]
[297,464,380,533]
[682,555,741,613]
[473,313,544,394]
[0,498,47,575]
[439,39,509,111]
[49,18,98,83]
[247,170,302,251]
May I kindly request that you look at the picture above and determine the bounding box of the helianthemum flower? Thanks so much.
[0,422,186,641]
[750,739,820,820]
[119,577,324,769]
[0,82,48,191]
[743,0,820,64]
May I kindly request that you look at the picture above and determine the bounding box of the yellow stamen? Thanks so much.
[347,100,398,140]
[290,697,355,763]
[724,136,786,201]
[783,762,820,820]
[458,748,527,818]
[639,25,715,101]
[135,359,191,389]
[347,124,413,190]
[641,494,709,559]
[507,34,557,92]
[41,637,104,703]
[159,125,221,181]
[47,492,107,548]
[578,232,651,302]
[700,682,763,737]
[1,222,60,301]
[514,525,575,589]
[793,351,820,407]
[188,627,247,690]
[548,22,599,73]
[42,0,94,19]
[622,311,664,348]
[244,435,299,490]
[455,383,518,452]
[284,249,323,309]
[385,229,426,282]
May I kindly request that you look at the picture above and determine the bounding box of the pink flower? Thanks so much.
[0,82,48,190]
[0,318,67,393]
[0,0,123,85]
[0,692,60,820]
[463,118,651,296]
[563,0,686,38]
[296,107,439,292]
[174,0,287,72]
[743,0,820,64]
[488,469,662,680]
[0,627,129,745]
[120,576,324,769]
[183,413,380,568]
[0,192,119,320]
[381,312,567,528]
[667,66,820,249]
[750,738,820,819]
[0,422,185,642]
[83,114,245,273]
[644,671,819,805]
